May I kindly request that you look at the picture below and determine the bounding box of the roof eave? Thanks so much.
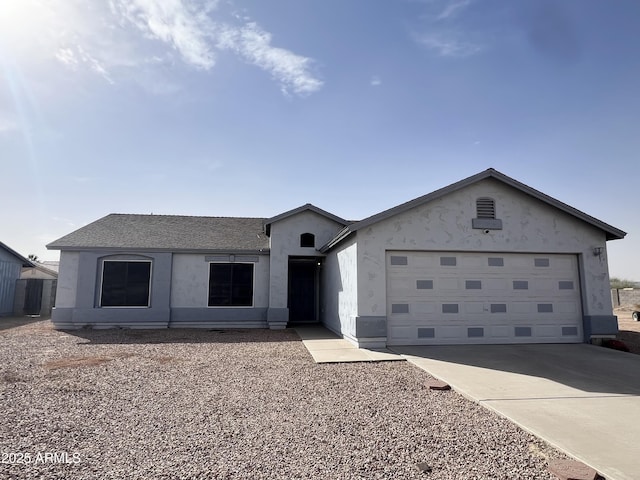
[346,168,626,241]
[264,204,348,236]
[319,226,355,253]
[0,242,35,267]
[47,246,271,254]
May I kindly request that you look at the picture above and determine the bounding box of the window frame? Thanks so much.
[99,259,152,308]
[207,262,255,308]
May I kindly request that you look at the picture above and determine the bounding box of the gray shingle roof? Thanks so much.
[47,214,270,252]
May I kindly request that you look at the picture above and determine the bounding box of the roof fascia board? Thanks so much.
[47,247,271,255]
[264,204,348,235]
[319,226,354,253]
[344,168,625,241]
[487,170,626,240]
[0,242,35,267]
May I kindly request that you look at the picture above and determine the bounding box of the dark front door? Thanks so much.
[288,258,319,323]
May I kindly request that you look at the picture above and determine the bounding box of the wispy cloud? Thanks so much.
[436,0,472,21]
[0,0,322,96]
[111,1,323,95]
[413,0,484,58]
[414,32,483,57]
[217,22,323,96]
[370,75,382,86]
[110,0,217,70]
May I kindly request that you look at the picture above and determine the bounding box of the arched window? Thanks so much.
[300,233,315,248]
[476,197,496,219]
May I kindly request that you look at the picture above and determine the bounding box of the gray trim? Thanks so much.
[267,307,289,329]
[583,315,619,340]
[52,306,171,329]
[471,218,503,230]
[205,255,259,263]
[354,316,387,337]
[51,247,270,255]
[170,307,267,325]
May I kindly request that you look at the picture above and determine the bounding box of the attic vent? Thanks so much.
[472,197,502,230]
[300,233,315,248]
[476,197,496,219]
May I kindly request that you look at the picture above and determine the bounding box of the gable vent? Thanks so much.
[476,197,496,219]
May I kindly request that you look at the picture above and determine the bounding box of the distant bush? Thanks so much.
[610,277,638,289]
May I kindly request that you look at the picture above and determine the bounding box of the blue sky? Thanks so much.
[1,0,638,280]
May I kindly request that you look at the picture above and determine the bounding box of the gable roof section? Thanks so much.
[22,263,59,278]
[47,214,270,252]
[264,203,349,236]
[321,168,626,252]
[0,241,35,267]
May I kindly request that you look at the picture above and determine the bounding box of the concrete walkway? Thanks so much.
[294,325,404,363]
[393,344,640,480]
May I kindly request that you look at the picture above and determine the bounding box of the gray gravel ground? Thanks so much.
[0,320,567,479]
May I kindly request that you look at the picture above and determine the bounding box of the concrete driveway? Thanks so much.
[393,344,640,480]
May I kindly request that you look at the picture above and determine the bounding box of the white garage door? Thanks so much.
[386,251,583,345]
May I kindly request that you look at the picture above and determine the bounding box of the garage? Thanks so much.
[386,251,583,345]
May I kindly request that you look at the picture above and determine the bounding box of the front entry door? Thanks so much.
[288,258,319,323]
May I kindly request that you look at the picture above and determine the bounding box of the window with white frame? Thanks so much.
[101,261,152,307]
[208,263,254,306]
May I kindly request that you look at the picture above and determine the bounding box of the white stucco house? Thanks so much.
[47,169,626,347]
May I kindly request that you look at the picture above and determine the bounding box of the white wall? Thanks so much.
[55,251,80,308]
[268,210,345,309]
[356,178,612,317]
[171,253,270,308]
[322,235,358,335]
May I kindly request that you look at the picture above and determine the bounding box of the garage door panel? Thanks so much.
[386,251,583,345]
[489,326,511,338]
[412,302,438,314]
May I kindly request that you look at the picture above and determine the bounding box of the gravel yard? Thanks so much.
[0,320,566,479]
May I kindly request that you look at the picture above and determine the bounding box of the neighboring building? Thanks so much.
[21,263,59,280]
[0,242,34,316]
[16,263,58,317]
[47,169,626,347]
